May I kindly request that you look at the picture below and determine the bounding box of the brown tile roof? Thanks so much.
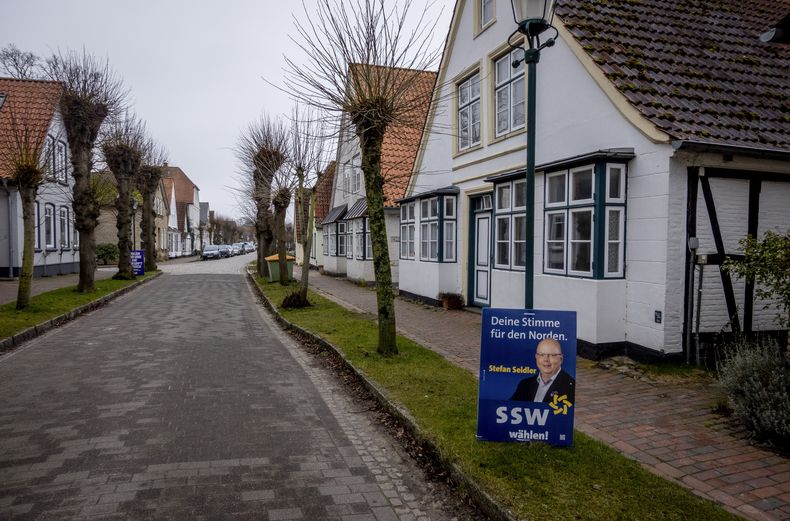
[557,0,790,152]
[0,77,63,178]
[379,68,437,207]
[176,201,189,234]
[314,161,336,224]
[162,166,199,204]
[162,176,175,218]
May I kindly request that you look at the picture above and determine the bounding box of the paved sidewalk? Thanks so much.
[303,269,790,521]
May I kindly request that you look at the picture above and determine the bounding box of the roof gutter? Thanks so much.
[672,140,790,162]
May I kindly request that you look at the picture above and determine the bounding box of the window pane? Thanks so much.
[408,204,415,220]
[513,215,526,267]
[470,74,480,99]
[609,167,622,199]
[444,221,455,261]
[512,49,524,73]
[471,101,480,144]
[511,76,525,128]
[496,56,510,85]
[482,0,493,25]
[547,174,565,204]
[572,211,592,240]
[430,198,438,218]
[572,168,593,201]
[514,180,526,208]
[607,244,620,273]
[608,209,620,240]
[496,88,509,134]
[444,197,455,218]
[571,242,591,272]
[496,184,510,211]
[547,243,564,270]
[496,217,509,266]
[459,81,469,105]
[547,213,565,241]
[421,200,429,218]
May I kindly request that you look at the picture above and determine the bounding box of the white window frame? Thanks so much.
[606,163,625,203]
[34,202,41,250]
[328,224,336,256]
[457,73,481,151]
[400,202,415,260]
[605,207,625,278]
[353,155,362,193]
[494,49,525,137]
[346,220,353,259]
[444,220,456,262]
[569,165,595,204]
[420,198,439,261]
[55,140,68,182]
[365,217,372,259]
[512,214,526,270]
[494,215,510,269]
[337,221,347,256]
[323,227,330,256]
[496,183,511,211]
[59,207,69,248]
[343,166,350,198]
[545,171,567,208]
[568,208,594,277]
[354,219,364,259]
[544,210,566,274]
[44,204,55,249]
[480,0,494,29]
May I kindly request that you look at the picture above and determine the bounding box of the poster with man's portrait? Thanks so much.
[476,308,576,446]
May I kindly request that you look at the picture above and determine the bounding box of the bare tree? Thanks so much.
[284,0,441,355]
[0,80,62,309]
[137,145,168,272]
[235,115,289,277]
[101,113,147,279]
[43,49,127,292]
[283,108,329,307]
[0,44,40,79]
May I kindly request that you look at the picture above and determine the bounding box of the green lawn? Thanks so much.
[0,273,158,341]
[256,277,736,521]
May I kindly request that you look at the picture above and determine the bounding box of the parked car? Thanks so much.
[218,244,232,258]
[201,244,221,260]
[231,243,243,256]
[233,242,247,255]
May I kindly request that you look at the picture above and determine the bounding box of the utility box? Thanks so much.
[265,254,295,282]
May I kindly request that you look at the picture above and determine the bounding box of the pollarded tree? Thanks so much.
[43,49,126,292]
[101,113,147,280]
[137,144,168,272]
[0,79,63,309]
[284,0,441,355]
[283,108,329,306]
[236,115,289,277]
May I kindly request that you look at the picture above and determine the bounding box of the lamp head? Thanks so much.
[511,0,556,36]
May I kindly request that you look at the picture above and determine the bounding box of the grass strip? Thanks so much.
[256,277,737,521]
[0,273,158,340]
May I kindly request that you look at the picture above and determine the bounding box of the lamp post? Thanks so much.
[509,0,558,309]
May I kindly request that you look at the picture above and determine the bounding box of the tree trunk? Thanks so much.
[276,206,288,285]
[358,126,397,355]
[141,190,157,272]
[72,149,98,293]
[16,187,37,310]
[299,190,316,302]
[114,176,134,280]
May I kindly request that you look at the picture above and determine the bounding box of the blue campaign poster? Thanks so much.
[131,250,145,276]
[477,308,577,446]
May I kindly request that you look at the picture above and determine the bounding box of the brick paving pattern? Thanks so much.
[0,263,454,520]
[304,269,790,521]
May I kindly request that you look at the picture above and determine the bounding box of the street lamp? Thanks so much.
[509,0,558,309]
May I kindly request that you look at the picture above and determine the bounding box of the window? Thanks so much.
[352,155,362,193]
[444,221,456,262]
[400,203,415,259]
[55,141,67,182]
[337,222,346,256]
[328,224,336,255]
[34,203,40,250]
[43,136,55,180]
[354,220,364,259]
[44,204,55,249]
[457,73,481,151]
[346,220,353,259]
[343,165,350,197]
[323,227,329,255]
[420,197,439,261]
[59,207,69,248]
[542,162,627,278]
[493,181,525,270]
[480,0,494,29]
[494,50,525,136]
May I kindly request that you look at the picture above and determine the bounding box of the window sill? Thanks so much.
[453,143,484,160]
[473,19,496,39]
[489,126,526,146]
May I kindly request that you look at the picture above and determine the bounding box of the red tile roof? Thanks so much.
[163,166,199,204]
[557,0,790,151]
[379,68,437,207]
[162,176,175,206]
[0,77,63,178]
[314,161,336,224]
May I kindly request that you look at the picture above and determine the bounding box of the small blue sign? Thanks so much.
[477,308,577,446]
[131,250,145,276]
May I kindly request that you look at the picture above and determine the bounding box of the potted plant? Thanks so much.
[438,292,464,310]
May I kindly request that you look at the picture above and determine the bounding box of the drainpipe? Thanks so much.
[2,179,17,278]
[685,237,699,364]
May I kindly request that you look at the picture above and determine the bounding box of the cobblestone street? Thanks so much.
[0,256,458,520]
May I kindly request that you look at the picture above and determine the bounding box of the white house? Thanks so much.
[321,66,436,284]
[0,78,80,278]
[161,176,181,258]
[399,0,790,358]
[295,161,335,270]
[163,166,200,256]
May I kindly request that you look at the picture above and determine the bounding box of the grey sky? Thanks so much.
[1,1,452,221]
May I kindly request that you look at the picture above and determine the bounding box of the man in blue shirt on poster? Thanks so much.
[509,338,575,404]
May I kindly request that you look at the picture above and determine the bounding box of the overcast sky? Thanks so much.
[1,1,452,220]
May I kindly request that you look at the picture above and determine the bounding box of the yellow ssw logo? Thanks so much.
[549,394,573,415]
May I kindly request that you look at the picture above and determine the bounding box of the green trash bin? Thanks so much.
[265,254,295,282]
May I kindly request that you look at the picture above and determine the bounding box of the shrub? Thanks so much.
[718,336,790,449]
[96,243,119,265]
[438,292,464,310]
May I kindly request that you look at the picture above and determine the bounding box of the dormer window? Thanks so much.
[479,0,495,31]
